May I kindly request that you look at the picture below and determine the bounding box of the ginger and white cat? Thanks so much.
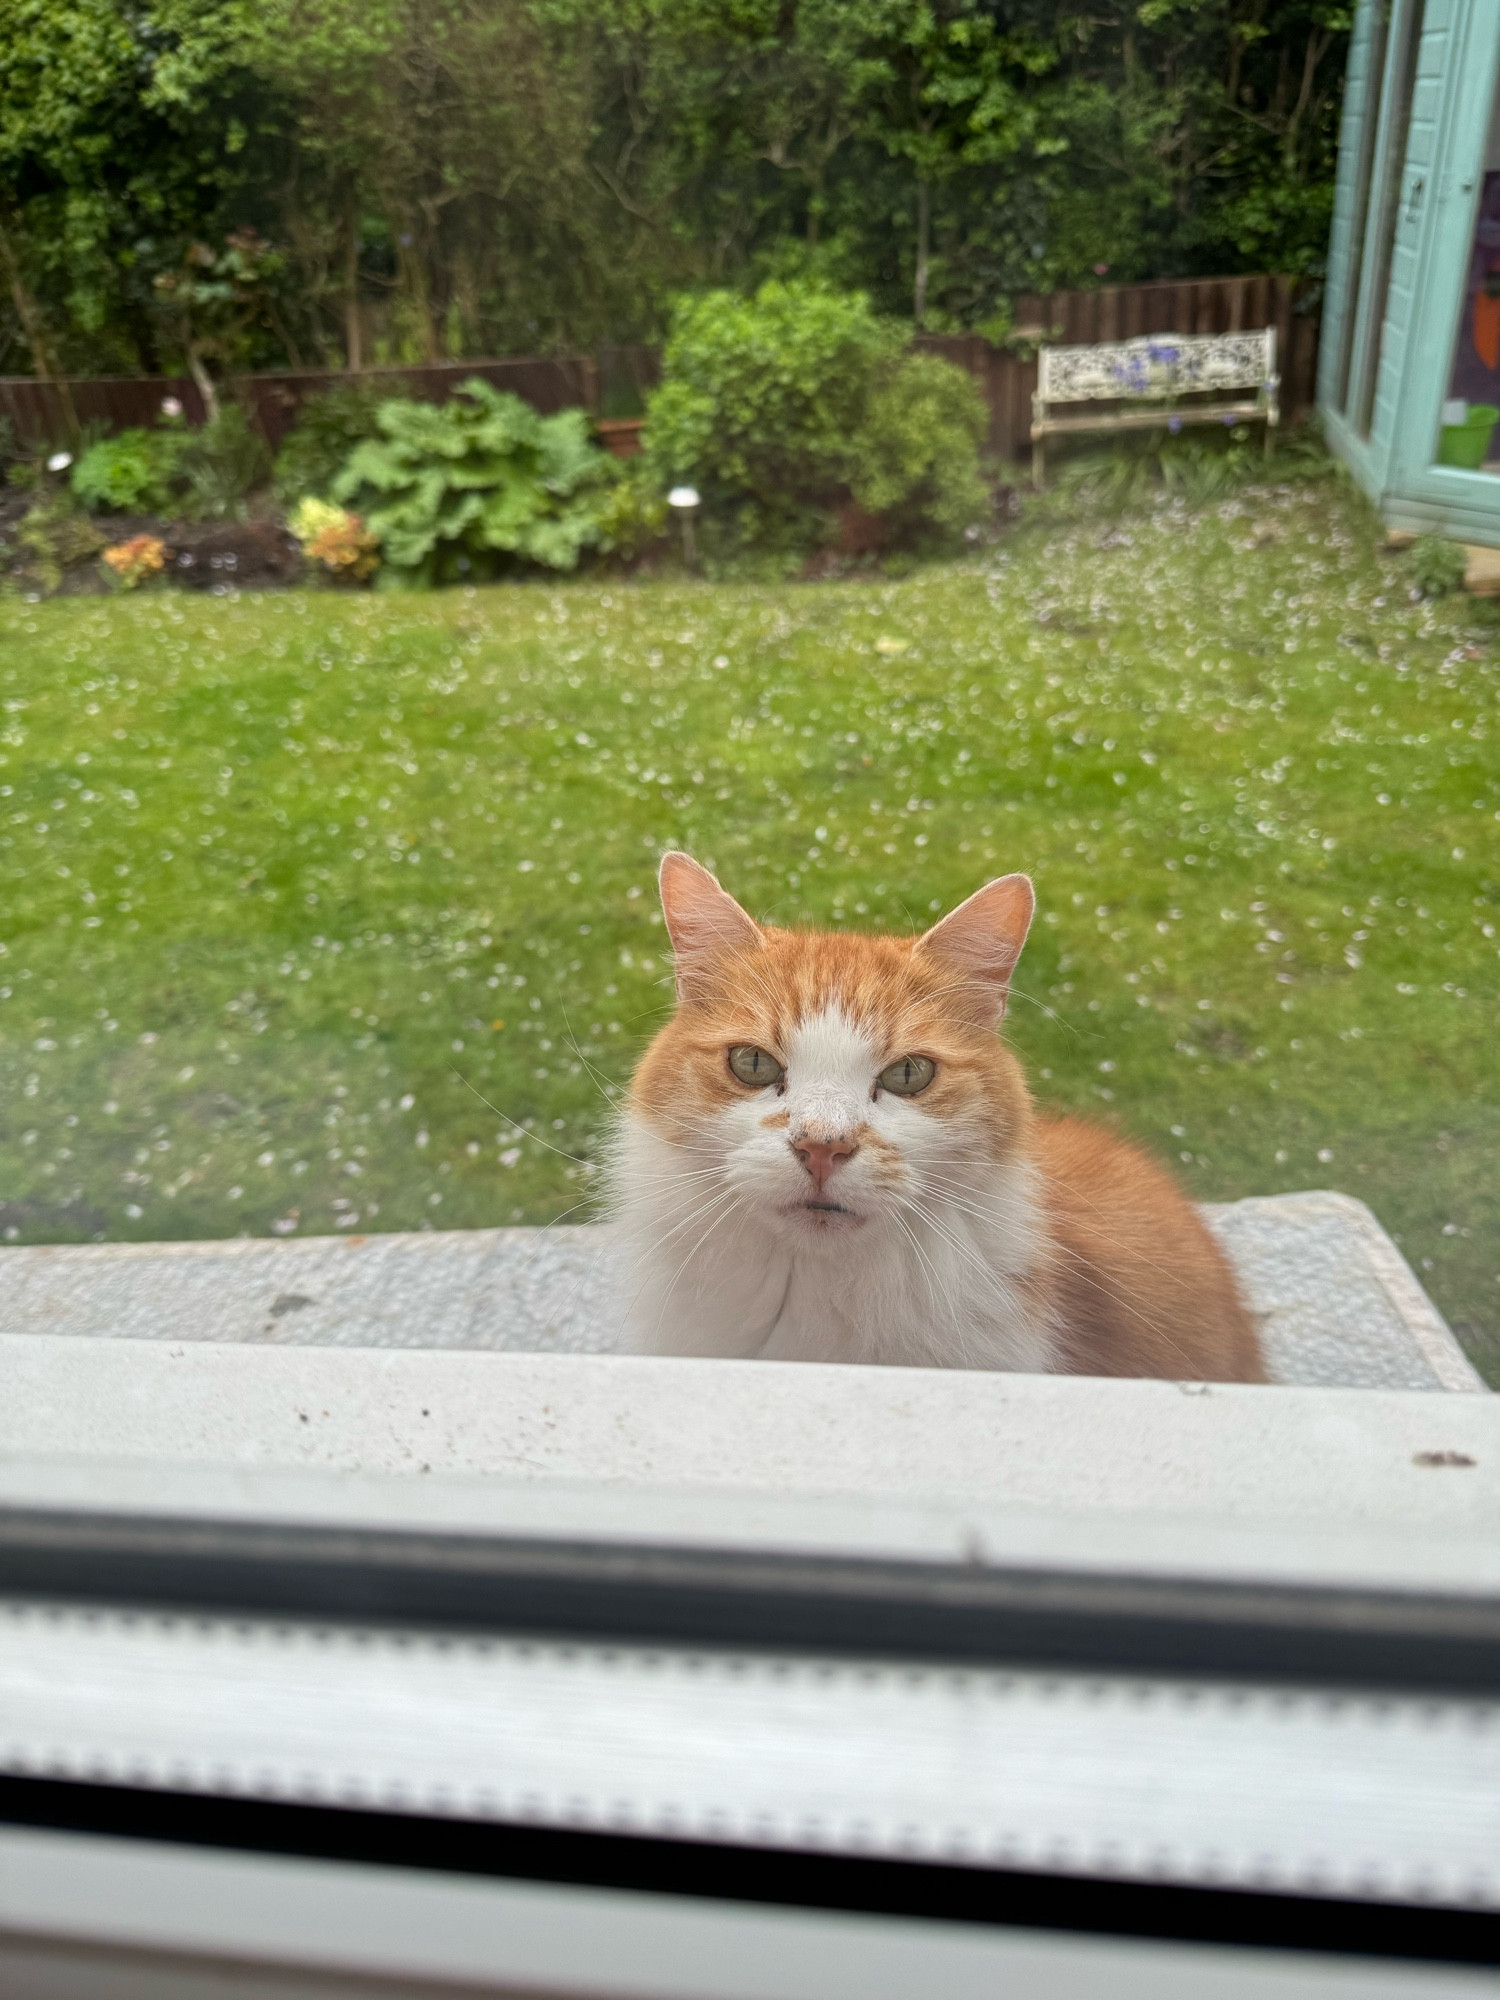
[614,852,1263,1380]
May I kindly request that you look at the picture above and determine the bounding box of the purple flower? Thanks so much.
[1168,414,1182,434]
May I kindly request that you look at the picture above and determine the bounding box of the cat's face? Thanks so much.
[626,854,1036,1245]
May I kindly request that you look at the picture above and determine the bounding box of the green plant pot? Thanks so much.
[1437,403,1500,471]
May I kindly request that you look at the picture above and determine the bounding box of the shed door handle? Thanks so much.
[1405,175,1426,223]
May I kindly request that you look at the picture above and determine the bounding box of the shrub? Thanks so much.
[177,406,270,521]
[332,380,611,586]
[72,428,186,514]
[1409,534,1466,599]
[849,352,991,547]
[273,381,388,504]
[643,281,899,554]
[16,499,106,592]
[642,282,992,559]
[289,497,380,582]
[590,459,669,559]
[102,534,169,589]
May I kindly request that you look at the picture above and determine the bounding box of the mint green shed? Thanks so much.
[1320,0,1500,542]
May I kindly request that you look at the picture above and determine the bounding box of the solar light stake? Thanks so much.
[667,485,700,569]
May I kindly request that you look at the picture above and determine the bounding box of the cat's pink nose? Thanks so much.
[793,1137,858,1191]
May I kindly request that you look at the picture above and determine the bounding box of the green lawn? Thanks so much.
[3,482,1498,1379]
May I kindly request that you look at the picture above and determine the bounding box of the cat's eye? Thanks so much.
[728,1044,784,1087]
[879,1054,935,1096]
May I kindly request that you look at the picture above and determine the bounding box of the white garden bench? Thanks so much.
[1031,326,1280,485]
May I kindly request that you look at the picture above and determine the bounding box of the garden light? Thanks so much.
[667,484,700,567]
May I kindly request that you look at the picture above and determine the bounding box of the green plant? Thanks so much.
[273,382,389,504]
[16,498,106,592]
[643,281,899,554]
[1409,534,1467,599]
[177,406,271,521]
[642,284,992,559]
[1041,423,1275,519]
[71,428,187,514]
[589,458,667,559]
[331,381,610,585]
[848,351,991,547]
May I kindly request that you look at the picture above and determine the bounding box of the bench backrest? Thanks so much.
[1037,328,1276,406]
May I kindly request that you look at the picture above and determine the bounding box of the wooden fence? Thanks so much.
[0,354,596,454]
[920,273,1319,463]
[0,275,1317,464]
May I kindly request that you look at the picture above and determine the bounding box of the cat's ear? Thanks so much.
[658,851,762,1001]
[916,874,1035,1024]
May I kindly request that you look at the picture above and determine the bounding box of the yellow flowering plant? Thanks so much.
[289,497,379,582]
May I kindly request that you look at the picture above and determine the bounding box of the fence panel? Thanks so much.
[0,356,597,453]
[0,374,204,448]
[926,274,1318,462]
[236,356,597,451]
[0,276,1319,468]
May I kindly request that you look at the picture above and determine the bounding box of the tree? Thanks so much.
[0,0,1352,377]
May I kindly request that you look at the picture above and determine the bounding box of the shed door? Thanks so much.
[1330,0,1432,440]
[1393,2,1500,524]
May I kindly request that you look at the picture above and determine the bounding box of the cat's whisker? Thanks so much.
[889,1206,948,1319]
[449,1067,594,1167]
[644,1190,747,1345]
[912,1169,1175,1320]
[1004,983,1090,1034]
[605,1183,745,1343]
[898,1195,1021,1353]
[558,1001,625,1107]
[916,1160,1200,1300]
[540,1195,607,1230]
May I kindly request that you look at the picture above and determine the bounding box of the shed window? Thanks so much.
[1436,72,1500,471]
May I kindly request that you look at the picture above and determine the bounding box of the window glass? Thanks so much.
[1436,74,1500,470]
[0,0,1492,1403]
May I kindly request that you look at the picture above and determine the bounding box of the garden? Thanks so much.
[2,449,1497,1381]
[0,283,995,599]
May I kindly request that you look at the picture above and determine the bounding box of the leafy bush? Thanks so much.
[642,282,991,559]
[71,428,186,514]
[69,407,271,522]
[644,281,899,553]
[590,458,669,559]
[1409,534,1466,599]
[16,500,106,592]
[273,381,389,504]
[331,379,612,585]
[177,406,270,521]
[848,353,991,547]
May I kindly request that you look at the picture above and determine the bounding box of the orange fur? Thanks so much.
[619,855,1264,1381]
[1033,1117,1264,1380]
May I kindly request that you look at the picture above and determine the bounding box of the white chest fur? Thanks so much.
[612,1109,1059,1372]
